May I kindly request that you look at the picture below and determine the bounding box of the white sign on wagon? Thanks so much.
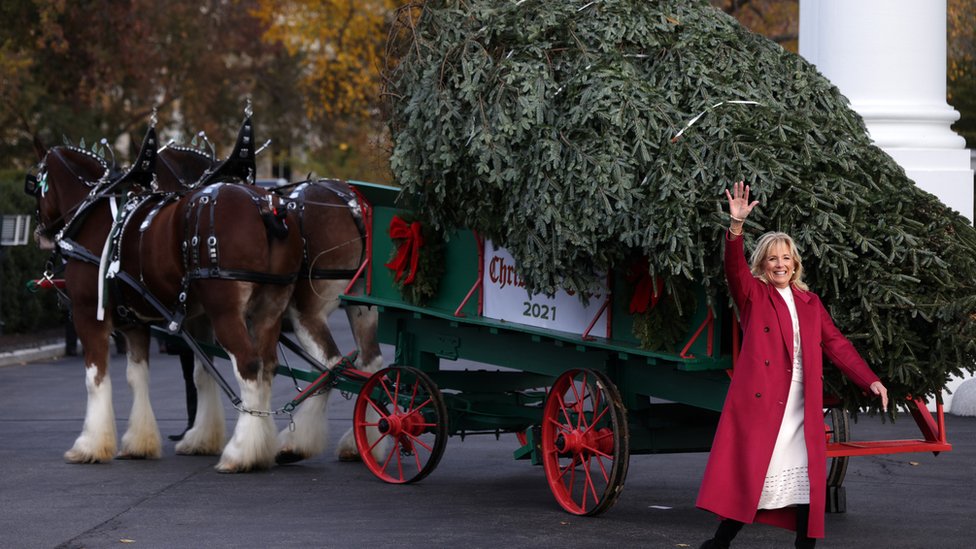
[482,241,610,337]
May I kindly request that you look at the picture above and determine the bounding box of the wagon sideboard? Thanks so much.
[344,181,734,454]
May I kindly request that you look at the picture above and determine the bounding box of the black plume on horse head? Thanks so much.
[101,126,158,195]
[199,116,257,187]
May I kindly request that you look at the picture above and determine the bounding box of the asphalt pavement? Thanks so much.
[1,315,973,549]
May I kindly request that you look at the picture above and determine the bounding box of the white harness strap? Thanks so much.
[96,197,120,321]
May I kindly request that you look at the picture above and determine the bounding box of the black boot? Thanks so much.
[169,349,198,441]
[700,519,744,549]
[795,504,816,548]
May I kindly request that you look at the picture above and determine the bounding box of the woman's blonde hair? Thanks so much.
[749,232,809,291]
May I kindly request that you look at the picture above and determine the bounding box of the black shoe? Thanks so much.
[699,540,729,549]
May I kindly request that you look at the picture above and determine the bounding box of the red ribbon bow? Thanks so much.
[628,261,664,314]
[385,215,425,284]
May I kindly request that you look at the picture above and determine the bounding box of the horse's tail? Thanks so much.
[261,206,289,240]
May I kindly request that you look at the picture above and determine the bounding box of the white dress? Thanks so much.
[757,285,810,509]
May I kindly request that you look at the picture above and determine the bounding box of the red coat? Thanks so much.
[696,232,880,539]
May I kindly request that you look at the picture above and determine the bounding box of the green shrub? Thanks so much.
[0,169,63,334]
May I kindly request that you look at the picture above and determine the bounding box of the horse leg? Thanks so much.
[345,284,384,373]
[338,279,387,462]
[117,326,162,459]
[209,283,282,473]
[64,315,117,464]
[175,320,225,456]
[275,281,343,464]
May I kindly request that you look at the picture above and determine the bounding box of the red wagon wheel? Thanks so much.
[541,368,629,516]
[824,407,851,513]
[353,366,448,484]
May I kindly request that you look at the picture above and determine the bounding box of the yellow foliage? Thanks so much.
[948,0,975,86]
[253,0,404,121]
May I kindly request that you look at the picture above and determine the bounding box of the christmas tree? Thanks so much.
[384,0,976,412]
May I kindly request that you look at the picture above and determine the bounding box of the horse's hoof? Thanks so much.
[336,449,362,462]
[275,450,307,465]
[215,460,268,473]
[64,449,110,464]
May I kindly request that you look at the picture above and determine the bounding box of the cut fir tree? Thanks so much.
[383,0,976,413]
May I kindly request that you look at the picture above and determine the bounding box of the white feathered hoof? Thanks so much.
[335,426,391,463]
[335,426,361,462]
[118,430,162,460]
[275,394,329,465]
[214,456,273,474]
[336,446,362,462]
[214,412,277,473]
[175,427,225,456]
[64,439,116,464]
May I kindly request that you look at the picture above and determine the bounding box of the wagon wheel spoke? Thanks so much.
[354,366,449,484]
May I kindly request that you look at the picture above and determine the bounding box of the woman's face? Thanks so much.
[763,241,794,289]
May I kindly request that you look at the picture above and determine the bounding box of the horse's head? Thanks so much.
[156,146,216,192]
[25,146,110,249]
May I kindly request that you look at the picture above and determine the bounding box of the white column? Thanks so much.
[800,0,975,412]
[800,0,973,219]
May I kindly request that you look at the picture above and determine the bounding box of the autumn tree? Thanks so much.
[252,0,409,182]
[948,0,976,146]
[710,0,798,51]
[0,0,306,169]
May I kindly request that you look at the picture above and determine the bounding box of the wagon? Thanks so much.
[331,180,953,516]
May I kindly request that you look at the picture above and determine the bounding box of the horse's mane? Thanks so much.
[162,145,214,161]
[48,145,114,186]
[56,145,112,170]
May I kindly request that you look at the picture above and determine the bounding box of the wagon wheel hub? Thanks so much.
[378,410,426,438]
[377,417,395,435]
[555,427,614,457]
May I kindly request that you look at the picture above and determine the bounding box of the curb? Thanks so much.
[0,343,67,367]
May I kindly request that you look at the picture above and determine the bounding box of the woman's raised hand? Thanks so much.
[725,180,759,222]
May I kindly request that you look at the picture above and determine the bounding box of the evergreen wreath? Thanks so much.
[386,213,446,306]
[629,272,698,353]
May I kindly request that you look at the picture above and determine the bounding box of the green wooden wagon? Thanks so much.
[330,181,952,516]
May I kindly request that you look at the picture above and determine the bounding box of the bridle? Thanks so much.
[25,147,114,242]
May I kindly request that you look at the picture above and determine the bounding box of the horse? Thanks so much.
[26,125,304,472]
[153,143,384,464]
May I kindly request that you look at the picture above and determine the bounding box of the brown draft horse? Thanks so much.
[154,143,384,464]
[27,125,303,472]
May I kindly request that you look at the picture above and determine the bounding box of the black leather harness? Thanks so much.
[285,179,366,280]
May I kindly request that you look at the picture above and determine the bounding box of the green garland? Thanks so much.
[630,276,698,353]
